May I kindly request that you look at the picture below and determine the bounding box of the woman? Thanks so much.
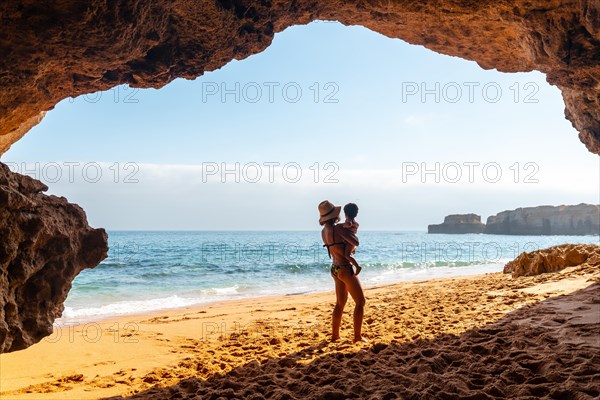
[318,200,367,342]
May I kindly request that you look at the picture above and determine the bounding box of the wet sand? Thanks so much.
[1,262,598,399]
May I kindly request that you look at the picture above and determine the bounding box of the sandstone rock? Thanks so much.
[0,1,599,154]
[503,244,600,278]
[428,214,485,234]
[0,162,108,353]
[485,204,600,236]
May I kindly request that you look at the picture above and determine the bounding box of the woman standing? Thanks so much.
[318,200,367,342]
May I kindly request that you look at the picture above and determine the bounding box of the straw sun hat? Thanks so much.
[318,200,341,224]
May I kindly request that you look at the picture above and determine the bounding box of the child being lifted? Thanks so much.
[342,203,362,275]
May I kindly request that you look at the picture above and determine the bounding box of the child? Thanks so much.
[343,203,361,275]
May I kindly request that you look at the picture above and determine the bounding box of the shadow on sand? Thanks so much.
[106,282,600,400]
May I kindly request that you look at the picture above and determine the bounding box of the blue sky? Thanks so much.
[3,22,599,230]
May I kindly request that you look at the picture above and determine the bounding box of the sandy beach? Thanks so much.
[1,260,599,399]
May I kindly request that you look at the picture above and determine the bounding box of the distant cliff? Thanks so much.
[485,204,599,235]
[428,204,600,235]
[428,214,486,234]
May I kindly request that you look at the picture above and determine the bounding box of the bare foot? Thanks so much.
[354,336,368,343]
[331,336,340,342]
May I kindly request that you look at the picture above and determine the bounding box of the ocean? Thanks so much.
[59,231,600,322]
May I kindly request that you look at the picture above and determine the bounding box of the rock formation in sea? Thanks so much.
[0,1,599,155]
[428,214,486,234]
[485,204,600,235]
[503,243,600,277]
[0,163,108,353]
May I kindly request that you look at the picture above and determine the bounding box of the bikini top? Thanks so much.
[323,228,345,259]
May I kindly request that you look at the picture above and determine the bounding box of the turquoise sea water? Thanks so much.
[60,231,600,321]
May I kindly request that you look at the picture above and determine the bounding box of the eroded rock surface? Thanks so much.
[0,0,599,154]
[504,243,600,277]
[0,162,108,353]
[486,204,600,235]
[428,214,486,234]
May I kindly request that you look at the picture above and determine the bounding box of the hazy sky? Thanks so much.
[2,22,599,230]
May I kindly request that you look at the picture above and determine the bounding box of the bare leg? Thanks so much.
[331,272,347,341]
[337,269,366,342]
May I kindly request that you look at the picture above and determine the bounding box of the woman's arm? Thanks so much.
[338,225,361,274]
[337,225,359,247]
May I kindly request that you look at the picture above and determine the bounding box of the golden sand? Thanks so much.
[1,262,599,399]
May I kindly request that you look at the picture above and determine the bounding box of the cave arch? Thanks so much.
[0,0,599,155]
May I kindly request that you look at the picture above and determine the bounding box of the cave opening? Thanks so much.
[3,22,598,232]
[0,19,599,356]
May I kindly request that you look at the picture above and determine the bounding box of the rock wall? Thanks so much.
[503,243,600,277]
[0,162,108,353]
[0,0,599,154]
[428,214,485,234]
[485,204,600,235]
